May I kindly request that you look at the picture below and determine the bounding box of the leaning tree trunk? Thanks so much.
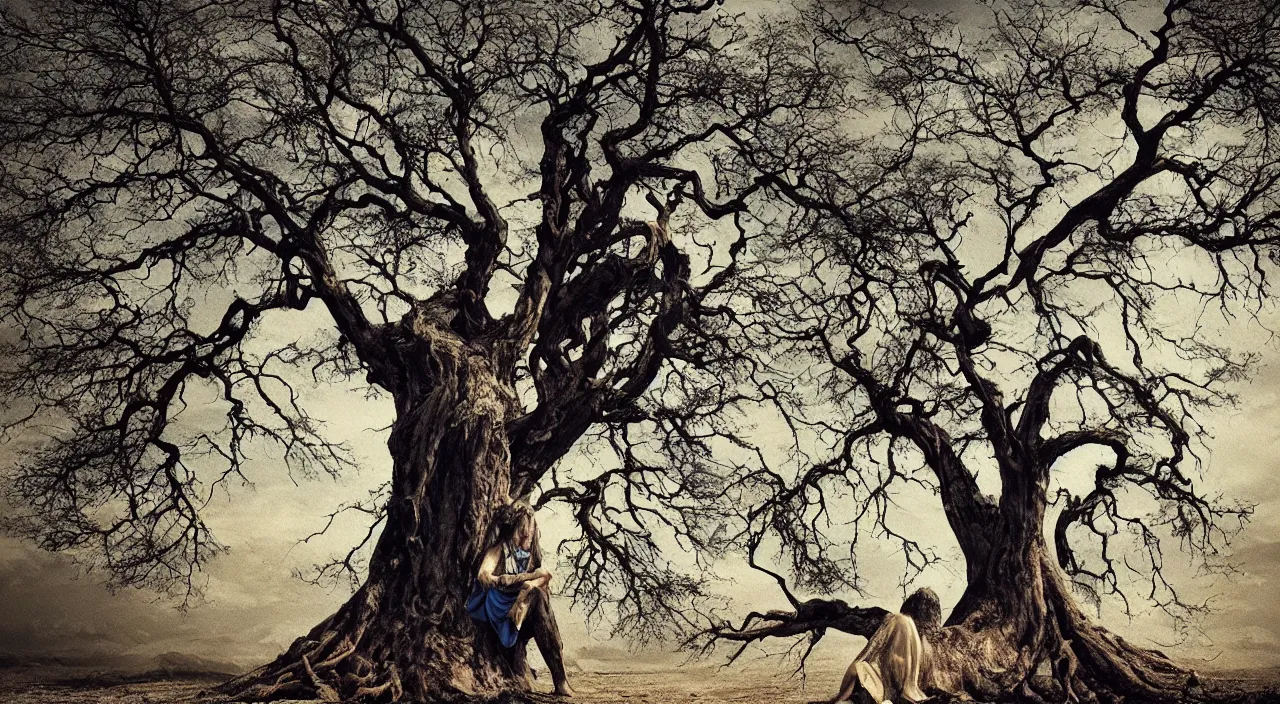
[217,332,530,703]
[926,471,1195,704]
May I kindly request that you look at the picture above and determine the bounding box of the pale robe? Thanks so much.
[849,613,931,703]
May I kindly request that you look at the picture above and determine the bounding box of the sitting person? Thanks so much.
[829,588,944,704]
[467,502,575,697]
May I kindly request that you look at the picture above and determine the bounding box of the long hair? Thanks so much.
[487,501,542,569]
[900,587,942,633]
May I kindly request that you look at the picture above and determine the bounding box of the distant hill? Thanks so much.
[0,650,242,676]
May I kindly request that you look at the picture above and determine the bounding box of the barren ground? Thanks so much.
[1,661,1278,704]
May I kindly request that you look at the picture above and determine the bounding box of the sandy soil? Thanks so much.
[0,662,835,704]
[1,662,1277,703]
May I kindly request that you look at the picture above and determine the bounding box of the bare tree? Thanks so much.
[0,0,837,700]
[702,1,1280,702]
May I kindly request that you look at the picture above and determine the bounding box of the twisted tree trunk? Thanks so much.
[925,468,1193,704]
[715,398,1200,703]
[218,323,531,702]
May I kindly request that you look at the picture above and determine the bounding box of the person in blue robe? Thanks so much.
[467,502,575,697]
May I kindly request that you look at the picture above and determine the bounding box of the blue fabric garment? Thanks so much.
[466,583,521,647]
[467,547,531,648]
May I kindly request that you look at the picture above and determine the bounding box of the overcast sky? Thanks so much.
[2,298,1278,674]
[1,0,1278,683]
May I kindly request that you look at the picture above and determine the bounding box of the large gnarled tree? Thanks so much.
[0,0,832,699]
[705,1,1280,702]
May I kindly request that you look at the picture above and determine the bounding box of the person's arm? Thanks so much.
[522,566,553,592]
[476,546,538,589]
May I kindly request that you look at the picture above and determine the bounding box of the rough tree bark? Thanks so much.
[0,0,837,702]
[713,335,1207,703]
[925,490,1194,703]
[218,308,528,702]
[873,344,1197,703]
[724,498,1198,703]
[704,0,1277,696]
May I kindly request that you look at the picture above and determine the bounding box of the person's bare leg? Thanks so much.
[528,587,575,697]
[510,576,550,630]
[513,588,553,689]
[511,628,534,691]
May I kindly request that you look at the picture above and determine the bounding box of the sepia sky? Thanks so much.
[1,0,1279,683]
[2,297,1279,674]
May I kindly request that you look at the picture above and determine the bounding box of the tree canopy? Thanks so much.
[702,0,1280,678]
[2,0,1280,698]
[0,0,832,635]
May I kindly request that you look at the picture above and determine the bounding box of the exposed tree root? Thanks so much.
[922,598,1194,704]
[704,577,1200,704]
[211,602,468,703]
